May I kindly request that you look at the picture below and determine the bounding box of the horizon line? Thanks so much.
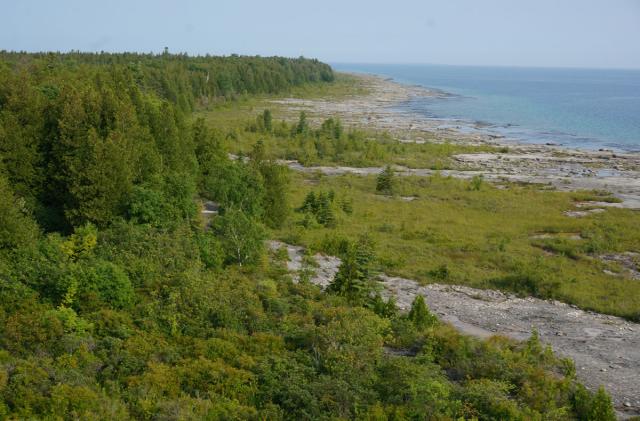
[2,49,638,71]
[329,61,640,72]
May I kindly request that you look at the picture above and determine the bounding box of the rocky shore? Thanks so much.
[269,74,640,418]
[273,74,640,209]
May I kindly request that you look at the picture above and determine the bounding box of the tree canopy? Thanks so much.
[0,51,616,420]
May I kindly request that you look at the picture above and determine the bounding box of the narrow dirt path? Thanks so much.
[269,240,640,417]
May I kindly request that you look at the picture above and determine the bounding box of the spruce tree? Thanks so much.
[300,191,317,214]
[333,118,343,139]
[376,165,394,195]
[328,235,375,304]
[262,109,273,132]
[408,295,438,329]
[315,193,335,227]
[261,163,289,229]
[295,111,309,135]
[588,387,616,421]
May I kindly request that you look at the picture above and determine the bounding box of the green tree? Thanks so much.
[248,140,290,228]
[260,163,290,229]
[250,139,267,169]
[375,358,455,418]
[315,193,335,227]
[127,185,170,228]
[79,260,135,310]
[408,295,438,329]
[333,118,343,140]
[0,172,38,250]
[328,235,376,304]
[468,175,484,191]
[371,294,397,318]
[201,160,265,218]
[574,385,616,421]
[262,109,273,132]
[295,111,309,135]
[215,208,266,266]
[376,165,394,195]
[300,191,317,214]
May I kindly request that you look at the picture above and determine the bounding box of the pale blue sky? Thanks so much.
[2,0,640,68]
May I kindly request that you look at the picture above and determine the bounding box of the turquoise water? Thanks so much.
[332,63,640,151]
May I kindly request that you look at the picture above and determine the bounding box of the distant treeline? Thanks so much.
[0,51,334,111]
[0,52,332,232]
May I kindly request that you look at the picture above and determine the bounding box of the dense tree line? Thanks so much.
[0,51,334,111]
[0,52,616,419]
[0,51,315,232]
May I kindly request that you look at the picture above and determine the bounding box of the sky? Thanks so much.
[2,0,640,69]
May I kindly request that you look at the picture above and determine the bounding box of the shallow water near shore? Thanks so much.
[333,63,640,152]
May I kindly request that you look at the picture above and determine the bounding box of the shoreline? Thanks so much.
[273,73,640,209]
[270,74,640,417]
[339,70,640,154]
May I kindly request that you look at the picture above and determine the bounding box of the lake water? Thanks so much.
[332,63,640,151]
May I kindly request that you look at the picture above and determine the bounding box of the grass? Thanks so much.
[194,74,640,320]
[287,72,371,99]
[197,110,501,170]
[190,73,366,127]
[275,172,640,320]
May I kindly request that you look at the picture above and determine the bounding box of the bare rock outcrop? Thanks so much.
[269,240,640,417]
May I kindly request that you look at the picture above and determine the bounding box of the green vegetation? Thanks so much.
[204,103,500,169]
[278,172,640,319]
[0,52,619,419]
[377,165,396,195]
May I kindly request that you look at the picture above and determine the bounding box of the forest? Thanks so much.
[0,52,616,420]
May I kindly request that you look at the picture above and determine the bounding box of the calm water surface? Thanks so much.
[333,63,640,151]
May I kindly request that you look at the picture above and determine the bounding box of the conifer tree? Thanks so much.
[376,165,395,195]
[408,295,438,329]
[295,111,309,135]
[589,387,616,421]
[315,193,335,227]
[262,109,273,132]
[328,235,375,304]
[574,384,616,421]
[261,163,289,229]
[300,191,317,214]
[333,118,343,140]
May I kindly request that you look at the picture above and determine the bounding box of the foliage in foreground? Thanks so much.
[0,218,615,420]
[0,52,617,419]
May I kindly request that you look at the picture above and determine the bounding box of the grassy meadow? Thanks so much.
[196,74,640,320]
[276,172,640,319]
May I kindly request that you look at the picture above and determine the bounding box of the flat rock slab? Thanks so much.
[380,276,640,417]
[599,252,640,280]
[564,208,606,217]
[269,240,640,417]
[575,201,625,209]
[281,159,640,210]
[272,74,640,209]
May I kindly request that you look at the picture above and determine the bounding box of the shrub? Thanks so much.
[376,165,395,194]
[408,295,438,329]
[573,385,616,421]
[468,175,484,191]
